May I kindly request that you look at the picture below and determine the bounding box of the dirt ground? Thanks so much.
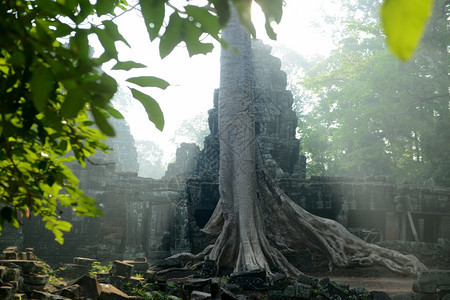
[309,265,416,296]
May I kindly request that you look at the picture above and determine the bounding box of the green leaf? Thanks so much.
[30,65,54,112]
[61,89,85,119]
[96,0,117,16]
[35,0,59,17]
[70,29,90,58]
[185,5,221,38]
[102,20,130,47]
[92,107,115,136]
[381,0,433,60]
[231,0,256,37]
[105,105,124,119]
[8,52,26,66]
[254,0,283,39]
[210,0,230,26]
[0,207,19,228]
[126,76,169,89]
[255,0,283,23]
[129,88,164,131]
[139,0,165,41]
[159,13,183,59]
[112,61,147,71]
[183,22,215,56]
[93,27,118,60]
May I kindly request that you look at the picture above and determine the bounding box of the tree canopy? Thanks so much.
[0,0,435,242]
[298,0,449,185]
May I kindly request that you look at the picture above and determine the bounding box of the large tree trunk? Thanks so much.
[199,3,426,278]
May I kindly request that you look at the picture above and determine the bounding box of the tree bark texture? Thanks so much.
[200,3,427,278]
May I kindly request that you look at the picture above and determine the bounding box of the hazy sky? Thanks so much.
[99,0,341,162]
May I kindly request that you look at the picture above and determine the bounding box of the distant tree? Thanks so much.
[171,113,209,149]
[135,140,166,179]
[298,0,449,185]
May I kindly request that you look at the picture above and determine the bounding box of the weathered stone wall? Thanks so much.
[0,118,189,266]
[186,175,450,251]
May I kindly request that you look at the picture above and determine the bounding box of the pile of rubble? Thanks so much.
[1,246,449,299]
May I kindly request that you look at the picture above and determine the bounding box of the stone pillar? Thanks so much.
[385,211,400,240]
[439,216,450,240]
[401,212,407,241]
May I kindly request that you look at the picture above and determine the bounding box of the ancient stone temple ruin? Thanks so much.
[1,40,449,268]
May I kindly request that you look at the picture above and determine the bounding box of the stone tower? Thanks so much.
[195,39,306,178]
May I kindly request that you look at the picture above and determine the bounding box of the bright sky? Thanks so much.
[100,0,341,164]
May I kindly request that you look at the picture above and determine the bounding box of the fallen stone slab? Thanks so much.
[22,274,49,285]
[2,247,19,260]
[271,272,290,290]
[73,257,97,267]
[98,283,132,300]
[0,260,45,274]
[31,290,67,300]
[68,274,101,299]
[228,269,267,291]
[191,290,211,300]
[0,285,15,300]
[110,260,134,280]
[295,282,313,299]
[123,259,149,273]
[297,273,319,288]
[59,283,83,299]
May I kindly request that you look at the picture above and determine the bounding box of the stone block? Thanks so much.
[60,284,83,299]
[110,260,134,280]
[109,275,126,289]
[296,282,313,299]
[21,282,46,294]
[5,267,19,282]
[123,260,148,273]
[129,276,146,288]
[412,292,439,300]
[3,260,45,274]
[57,264,90,279]
[134,257,147,262]
[191,290,211,300]
[2,247,19,260]
[228,269,267,291]
[0,286,15,300]
[144,270,158,283]
[199,259,217,278]
[69,274,101,299]
[297,273,319,288]
[73,257,97,267]
[98,283,130,300]
[227,277,266,291]
[283,284,296,298]
[371,291,392,300]
[22,274,49,285]
[31,290,64,299]
[0,265,7,280]
[416,270,450,293]
[96,272,110,283]
[271,273,290,290]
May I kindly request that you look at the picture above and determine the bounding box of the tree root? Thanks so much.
[199,153,427,278]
